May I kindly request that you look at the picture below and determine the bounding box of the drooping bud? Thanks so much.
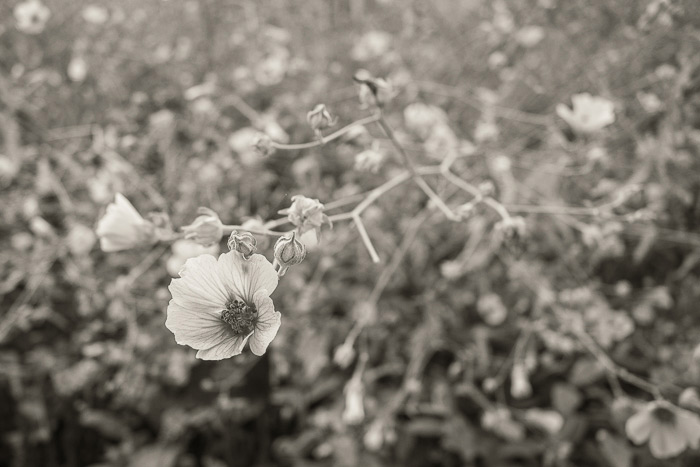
[306,104,337,132]
[181,207,224,247]
[96,193,158,252]
[353,69,395,108]
[273,232,306,276]
[227,230,257,259]
[252,133,275,157]
[278,195,332,239]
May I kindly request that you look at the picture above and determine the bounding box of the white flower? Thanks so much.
[166,239,219,276]
[14,0,51,34]
[626,400,700,459]
[95,193,156,252]
[354,149,384,173]
[556,93,615,134]
[278,195,332,238]
[165,251,281,360]
[351,30,392,61]
[81,5,109,24]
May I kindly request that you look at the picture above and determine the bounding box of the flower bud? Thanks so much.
[273,232,306,276]
[306,104,337,132]
[278,195,332,239]
[354,149,384,173]
[227,230,257,259]
[252,133,275,157]
[353,69,394,108]
[181,207,224,247]
[96,193,158,252]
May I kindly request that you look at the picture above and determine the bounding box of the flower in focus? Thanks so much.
[354,149,384,173]
[227,230,257,260]
[166,239,219,276]
[96,193,156,252]
[14,0,51,34]
[625,399,700,459]
[181,207,224,247]
[279,195,332,238]
[273,232,306,276]
[556,93,615,134]
[306,104,337,132]
[166,251,280,360]
[354,69,395,108]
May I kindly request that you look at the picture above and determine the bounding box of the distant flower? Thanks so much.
[14,0,50,34]
[166,239,219,276]
[354,149,384,173]
[81,4,109,24]
[556,93,615,134]
[403,103,448,139]
[96,193,156,252]
[67,56,88,82]
[625,400,700,459]
[477,293,508,326]
[166,251,280,360]
[66,224,97,256]
[181,207,224,247]
[354,69,395,108]
[343,376,365,425]
[279,195,332,238]
[351,30,392,61]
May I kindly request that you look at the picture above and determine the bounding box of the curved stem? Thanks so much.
[271,113,380,150]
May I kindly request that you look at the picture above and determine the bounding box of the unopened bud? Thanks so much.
[273,232,306,276]
[182,207,224,246]
[252,133,275,157]
[227,230,257,259]
[306,104,337,132]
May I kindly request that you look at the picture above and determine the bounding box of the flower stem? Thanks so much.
[271,113,381,150]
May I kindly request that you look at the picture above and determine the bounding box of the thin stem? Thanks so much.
[272,113,380,150]
[376,113,417,175]
[353,214,380,263]
[413,176,461,221]
[222,224,287,237]
[441,168,511,221]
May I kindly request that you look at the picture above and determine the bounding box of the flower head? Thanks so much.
[354,149,384,173]
[166,251,281,360]
[273,232,306,276]
[306,104,337,132]
[278,195,332,238]
[227,230,257,259]
[96,193,156,252]
[182,207,224,247]
[625,400,700,459]
[556,93,615,134]
[14,0,51,34]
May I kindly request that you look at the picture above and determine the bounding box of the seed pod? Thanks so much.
[273,232,306,276]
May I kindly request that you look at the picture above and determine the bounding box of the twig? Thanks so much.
[352,214,380,263]
[271,113,380,150]
[222,224,287,237]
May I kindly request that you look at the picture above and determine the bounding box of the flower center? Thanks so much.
[221,299,257,336]
[651,405,676,425]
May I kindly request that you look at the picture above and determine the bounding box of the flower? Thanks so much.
[306,104,337,132]
[96,193,156,252]
[165,251,281,360]
[14,0,51,34]
[625,400,700,459]
[353,69,395,108]
[273,232,306,276]
[166,239,219,276]
[556,93,615,134]
[403,103,447,139]
[354,149,384,173]
[278,195,332,238]
[181,207,224,247]
[227,230,257,259]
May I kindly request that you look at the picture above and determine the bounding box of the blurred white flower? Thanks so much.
[556,93,615,134]
[81,5,109,24]
[354,149,384,173]
[67,224,97,256]
[254,47,289,86]
[166,239,219,276]
[524,408,564,435]
[626,400,700,459]
[95,193,156,252]
[515,26,545,47]
[279,195,332,238]
[333,340,356,368]
[510,363,532,399]
[166,251,280,359]
[477,293,507,326]
[351,30,392,61]
[68,56,88,82]
[342,376,365,425]
[14,0,51,34]
[403,103,448,139]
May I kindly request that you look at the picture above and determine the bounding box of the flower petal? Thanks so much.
[114,193,145,222]
[169,254,230,310]
[165,299,229,349]
[649,424,687,459]
[217,252,278,303]
[676,410,700,449]
[249,290,281,356]
[196,333,250,360]
[625,408,653,445]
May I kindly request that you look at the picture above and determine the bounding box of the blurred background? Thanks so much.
[3,0,700,466]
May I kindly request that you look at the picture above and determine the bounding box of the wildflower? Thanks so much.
[279,195,332,238]
[556,93,615,134]
[306,104,337,132]
[354,149,384,173]
[81,5,109,24]
[625,400,700,459]
[166,239,219,276]
[333,340,356,368]
[181,207,224,247]
[273,232,306,276]
[66,224,97,256]
[477,293,507,326]
[351,30,392,61]
[252,133,275,158]
[67,56,88,82]
[353,69,395,108]
[14,0,51,34]
[404,103,448,139]
[679,388,700,411]
[165,251,280,360]
[96,193,156,252]
[227,230,257,259]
